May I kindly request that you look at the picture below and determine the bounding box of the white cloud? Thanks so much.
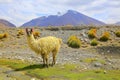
[0,0,12,3]
[0,0,120,26]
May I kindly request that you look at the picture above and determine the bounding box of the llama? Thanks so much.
[26,28,62,67]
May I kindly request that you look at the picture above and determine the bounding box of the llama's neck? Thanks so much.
[27,34,38,51]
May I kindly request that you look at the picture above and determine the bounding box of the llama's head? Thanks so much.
[26,28,33,37]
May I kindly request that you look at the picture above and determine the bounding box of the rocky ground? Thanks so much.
[0,26,120,79]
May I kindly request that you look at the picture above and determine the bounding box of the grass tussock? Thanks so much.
[0,59,119,80]
[0,32,8,39]
[88,29,97,39]
[90,39,99,46]
[67,35,81,48]
[115,30,120,37]
[17,29,24,36]
[100,32,110,41]
[33,31,40,38]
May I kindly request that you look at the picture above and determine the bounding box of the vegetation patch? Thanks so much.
[33,31,40,38]
[0,59,119,80]
[90,39,99,46]
[17,29,24,36]
[100,32,110,41]
[83,58,106,64]
[88,29,97,39]
[0,32,8,39]
[115,30,120,37]
[67,35,81,48]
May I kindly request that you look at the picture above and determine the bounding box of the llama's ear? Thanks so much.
[30,28,34,32]
[26,28,30,36]
[26,28,28,32]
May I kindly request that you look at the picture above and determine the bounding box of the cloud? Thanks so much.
[0,0,12,3]
[80,0,120,23]
[0,0,120,26]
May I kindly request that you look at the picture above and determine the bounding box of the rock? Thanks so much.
[94,62,102,67]
[84,39,89,43]
[101,52,104,55]
[106,59,112,63]
[76,57,79,60]
[112,66,115,69]
[84,67,87,70]
[82,45,88,48]
[0,53,2,55]
[107,50,110,53]
[108,62,112,65]
[104,70,107,74]
[61,32,64,34]
[31,78,36,80]
[81,38,84,41]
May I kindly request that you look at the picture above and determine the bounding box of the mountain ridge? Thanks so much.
[21,10,106,27]
[0,19,16,28]
[116,22,120,25]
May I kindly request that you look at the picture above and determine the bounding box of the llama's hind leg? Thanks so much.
[45,56,49,68]
[43,54,49,68]
[52,50,58,66]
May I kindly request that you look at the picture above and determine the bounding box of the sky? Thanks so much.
[0,0,120,26]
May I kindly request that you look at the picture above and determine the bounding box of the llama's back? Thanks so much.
[37,36,61,52]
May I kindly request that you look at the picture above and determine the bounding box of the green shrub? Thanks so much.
[88,29,97,39]
[100,32,110,41]
[115,30,120,37]
[90,39,98,46]
[67,35,81,48]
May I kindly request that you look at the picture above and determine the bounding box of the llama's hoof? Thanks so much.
[42,64,49,68]
[51,63,55,67]
[46,65,49,68]
[42,64,46,67]
[51,64,54,67]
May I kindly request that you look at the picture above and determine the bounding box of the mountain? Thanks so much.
[116,22,120,25]
[0,19,16,28]
[21,10,105,27]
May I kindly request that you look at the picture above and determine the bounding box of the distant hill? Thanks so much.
[21,10,106,27]
[0,19,16,28]
[116,22,120,25]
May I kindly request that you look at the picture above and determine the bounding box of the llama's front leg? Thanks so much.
[42,54,45,67]
[45,55,49,68]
